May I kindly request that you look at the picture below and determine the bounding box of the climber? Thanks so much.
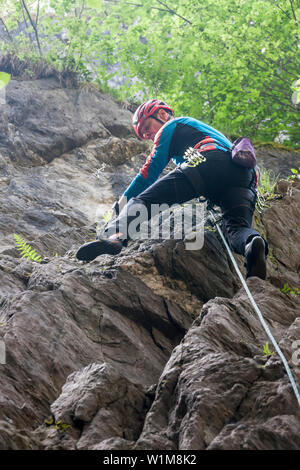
[76,99,268,279]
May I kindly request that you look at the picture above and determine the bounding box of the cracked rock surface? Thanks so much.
[134,278,300,450]
[0,76,299,450]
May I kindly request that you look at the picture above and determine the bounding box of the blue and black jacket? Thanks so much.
[124,117,232,201]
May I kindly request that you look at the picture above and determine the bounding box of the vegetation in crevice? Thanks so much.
[14,233,42,262]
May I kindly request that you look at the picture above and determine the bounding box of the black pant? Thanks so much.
[104,150,268,256]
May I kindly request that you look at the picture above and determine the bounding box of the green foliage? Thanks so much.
[102,210,112,224]
[44,415,71,433]
[257,168,279,199]
[255,168,280,213]
[55,420,72,433]
[44,415,55,426]
[263,341,274,357]
[1,0,299,144]
[14,234,42,262]
[287,167,300,181]
[279,283,300,296]
[0,71,10,88]
[87,0,300,146]
[267,246,277,266]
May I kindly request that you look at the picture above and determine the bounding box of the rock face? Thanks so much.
[0,77,148,256]
[135,277,300,450]
[255,146,300,179]
[0,75,300,450]
[43,362,148,450]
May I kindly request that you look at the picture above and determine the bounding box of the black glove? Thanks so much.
[111,201,120,216]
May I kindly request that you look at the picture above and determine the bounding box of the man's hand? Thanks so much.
[112,195,127,218]
[111,200,120,217]
[102,195,128,235]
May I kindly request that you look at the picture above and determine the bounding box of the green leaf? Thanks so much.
[263,341,274,357]
[86,0,102,10]
[14,234,42,263]
[1,0,299,146]
[0,72,11,89]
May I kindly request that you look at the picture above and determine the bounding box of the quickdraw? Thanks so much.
[183,147,206,167]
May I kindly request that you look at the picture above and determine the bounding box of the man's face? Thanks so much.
[140,116,164,141]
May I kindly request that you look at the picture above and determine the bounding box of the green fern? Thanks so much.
[14,234,42,263]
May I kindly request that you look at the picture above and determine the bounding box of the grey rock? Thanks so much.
[49,362,147,449]
[91,437,135,450]
[255,146,300,179]
[208,415,300,450]
[259,180,300,288]
[134,278,300,450]
[0,420,40,450]
[0,78,148,257]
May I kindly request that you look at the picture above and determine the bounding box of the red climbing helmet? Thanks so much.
[132,99,174,139]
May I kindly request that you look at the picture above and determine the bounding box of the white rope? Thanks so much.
[210,210,300,407]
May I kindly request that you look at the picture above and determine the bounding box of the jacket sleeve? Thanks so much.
[123,120,176,201]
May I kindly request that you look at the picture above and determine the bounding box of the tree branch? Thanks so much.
[156,0,193,24]
[289,0,298,24]
[20,0,42,56]
[79,0,86,19]
[19,0,29,28]
[245,48,298,80]
[36,0,40,27]
[269,0,291,19]
[102,0,193,22]
[103,0,173,12]
[0,17,13,42]
[260,89,297,111]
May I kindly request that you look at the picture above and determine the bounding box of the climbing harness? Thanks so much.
[209,207,300,408]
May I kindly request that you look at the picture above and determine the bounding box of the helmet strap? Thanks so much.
[151,116,165,125]
[152,114,171,125]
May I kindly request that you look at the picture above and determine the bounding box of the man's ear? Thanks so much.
[157,108,171,122]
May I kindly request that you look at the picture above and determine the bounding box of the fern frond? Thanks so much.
[14,234,42,263]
